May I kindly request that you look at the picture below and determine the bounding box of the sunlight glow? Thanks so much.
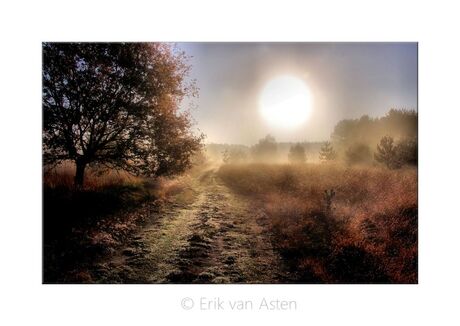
[259,75,312,128]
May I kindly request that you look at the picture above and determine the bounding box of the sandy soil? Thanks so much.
[91,169,289,283]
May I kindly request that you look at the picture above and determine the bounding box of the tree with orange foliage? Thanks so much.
[43,43,203,186]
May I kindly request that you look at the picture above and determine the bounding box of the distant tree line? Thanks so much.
[217,109,417,169]
[332,109,418,168]
[331,109,417,147]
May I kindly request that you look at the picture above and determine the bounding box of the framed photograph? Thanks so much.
[42,42,418,284]
[3,1,460,325]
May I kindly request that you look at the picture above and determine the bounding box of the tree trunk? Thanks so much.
[74,160,87,188]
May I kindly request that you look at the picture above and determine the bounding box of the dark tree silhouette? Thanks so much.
[288,143,306,164]
[251,135,277,162]
[319,141,337,162]
[375,136,418,169]
[43,43,203,186]
[395,138,418,166]
[375,136,399,169]
[331,109,417,148]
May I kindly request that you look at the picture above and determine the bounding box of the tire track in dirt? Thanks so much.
[93,169,287,283]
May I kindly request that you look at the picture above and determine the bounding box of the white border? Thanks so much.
[1,0,459,325]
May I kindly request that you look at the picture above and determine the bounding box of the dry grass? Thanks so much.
[43,162,143,190]
[218,163,417,283]
[43,162,193,283]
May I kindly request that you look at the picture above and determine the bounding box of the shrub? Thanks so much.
[395,138,418,166]
[374,136,418,169]
[345,143,372,165]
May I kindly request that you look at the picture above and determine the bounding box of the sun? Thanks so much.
[259,75,312,128]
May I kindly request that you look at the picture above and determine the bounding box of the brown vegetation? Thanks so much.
[43,163,191,283]
[218,163,417,283]
[43,43,203,187]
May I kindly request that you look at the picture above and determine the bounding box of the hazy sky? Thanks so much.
[179,43,417,145]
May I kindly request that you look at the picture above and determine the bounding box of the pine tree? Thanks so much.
[319,141,337,162]
[374,136,400,169]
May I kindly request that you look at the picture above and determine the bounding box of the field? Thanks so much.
[218,163,417,283]
[44,161,417,283]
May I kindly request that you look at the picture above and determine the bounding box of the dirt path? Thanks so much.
[92,169,287,283]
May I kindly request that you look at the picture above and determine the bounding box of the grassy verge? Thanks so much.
[218,163,417,283]
[43,166,191,283]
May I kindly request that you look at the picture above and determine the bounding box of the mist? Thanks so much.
[180,42,417,145]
